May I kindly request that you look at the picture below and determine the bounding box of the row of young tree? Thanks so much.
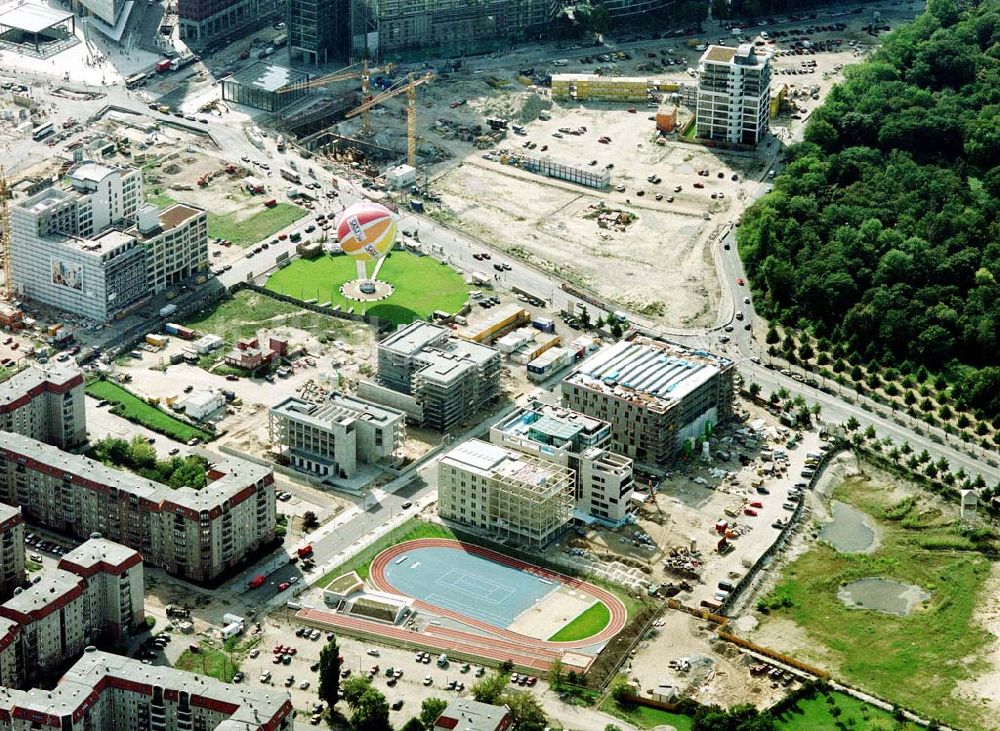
[318,638,547,731]
[737,0,1000,420]
[88,435,209,489]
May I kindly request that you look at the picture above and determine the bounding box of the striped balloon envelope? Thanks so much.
[335,201,397,262]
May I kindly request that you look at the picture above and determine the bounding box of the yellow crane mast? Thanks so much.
[344,72,434,168]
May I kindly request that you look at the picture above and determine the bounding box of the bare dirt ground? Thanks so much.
[507,585,596,640]
[956,561,1000,720]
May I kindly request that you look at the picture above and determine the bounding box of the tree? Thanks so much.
[302,511,319,531]
[610,675,634,706]
[498,659,514,676]
[799,342,815,362]
[318,637,342,709]
[609,320,624,339]
[401,718,426,731]
[589,3,610,35]
[351,687,391,731]
[917,449,931,465]
[863,424,877,441]
[578,306,591,328]
[766,326,780,345]
[547,657,564,688]
[419,698,448,729]
[341,676,372,709]
[505,690,547,731]
[472,672,509,705]
[748,382,762,398]
[846,416,860,432]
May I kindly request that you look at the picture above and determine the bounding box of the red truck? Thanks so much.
[248,574,266,589]
[156,59,172,73]
[297,545,314,559]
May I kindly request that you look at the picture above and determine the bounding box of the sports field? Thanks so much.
[264,251,467,325]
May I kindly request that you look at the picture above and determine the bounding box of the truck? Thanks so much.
[159,304,178,318]
[276,135,286,152]
[471,271,490,286]
[170,57,181,71]
[296,544,314,559]
[156,59,172,73]
[248,574,266,589]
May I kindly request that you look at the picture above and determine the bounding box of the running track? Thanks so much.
[295,539,628,673]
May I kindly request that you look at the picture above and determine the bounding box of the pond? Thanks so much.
[820,500,877,553]
[838,578,930,617]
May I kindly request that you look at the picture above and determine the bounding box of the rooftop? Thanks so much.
[228,61,310,92]
[0,364,82,409]
[0,569,84,618]
[0,2,73,34]
[379,321,448,357]
[0,430,272,514]
[434,699,510,731]
[703,45,737,63]
[67,161,117,185]
[59,537,140,572]
[496,404,608,445]
[0,503,20,524]
[441,439,572,491]
[563,337,733,409]
[158,202,204,230]
[272,393,405,430]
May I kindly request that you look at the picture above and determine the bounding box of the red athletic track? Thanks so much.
[369,538,627,648]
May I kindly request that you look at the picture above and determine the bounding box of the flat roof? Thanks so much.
[563,338,732,409]
[0,364,81,409]
[272,393,404,431]
[0,2,73,34]
[435,699,509,731]
[703,45,737,63]
[0,503,20,523]
[379,321,447,357]
[159,202,204,230]
[1,569,83,616]
[228,61,309,92]
[441,439,571,491]
[67,161,116,185]
[60,537,139,570]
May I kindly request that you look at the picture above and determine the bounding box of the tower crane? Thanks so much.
[344,72,434,168]
[277,61,395,137]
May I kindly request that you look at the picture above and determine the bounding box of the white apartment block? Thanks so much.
[438,439,574,548]
[0,505,24,603]
[64,161,143,237]
[129,203,209,294]
[0,648,292,730]
[0,365,87,449]
[269,393,406,479]
[696,44,771,146]
[490,404,635,524]
[0,432,277,583]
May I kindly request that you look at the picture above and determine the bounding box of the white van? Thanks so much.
[553,59,569,67]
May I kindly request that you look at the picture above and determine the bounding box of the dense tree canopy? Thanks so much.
[738,0,1000,417]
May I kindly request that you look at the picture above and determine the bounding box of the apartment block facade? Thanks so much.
[0,432,277,583]
[561,338,736,466]
[0,365,86,449]
[0,505,24,603]
[129,203,209,294]
[438,439,574,548]
[696,44,771,145]
[377,322,501,433]
[269,393,405,479]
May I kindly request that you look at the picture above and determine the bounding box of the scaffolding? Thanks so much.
[489,453,574,549]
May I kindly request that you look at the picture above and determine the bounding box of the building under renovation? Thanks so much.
[561,337,735,466]
[349,0,553,61]
[438,439,574,548]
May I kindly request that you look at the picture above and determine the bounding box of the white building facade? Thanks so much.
[696,44,771,146]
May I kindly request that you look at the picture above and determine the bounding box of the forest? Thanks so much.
[738,0,1000,420]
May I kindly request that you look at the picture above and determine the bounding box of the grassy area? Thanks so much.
[85,380,213,444]
[175,646,238,682]
[757,475,992,730]
[151,193,306,246]
[318,520,456,586]
[600,699,693,731]
[184,289,361,345]
[265,251,468,325]
[776,690,920,731]
[548,601,611,642]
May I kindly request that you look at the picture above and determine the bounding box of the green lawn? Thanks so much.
[85,380,213,444]
[175,647,238,682]
[755,475,992,730]
[265,251,468,325]
[150,193,306,246]
[319,520,456,586]
[600,699,693,731]
[184,289,363,346]
[776,690,920,731]
[548,601,611,642]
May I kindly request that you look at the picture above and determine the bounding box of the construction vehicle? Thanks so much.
[344,72,434,167]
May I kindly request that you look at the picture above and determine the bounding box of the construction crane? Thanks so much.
[344,72,434,168]
[277,61,395,137]
[0,168,11,302]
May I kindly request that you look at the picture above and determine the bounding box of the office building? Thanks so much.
[438,439,573,548]
[350,0,552,61]
[0,505,24,603]
[375,322,501,432]
[179,0,279,41]
[288,0,349,64]
[0,648,292,729]
[0,365,86,449]
[0,432,277,583]
[433,699,512,731]
[696,44,771,145]
[561,337,735,465]
[269,393,405,480]
[491,405,634,524]
[128,203,208,294]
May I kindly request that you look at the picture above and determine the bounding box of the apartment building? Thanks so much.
[0,618,21,688]
[128,203,209,294]
[0,432,277,583]
[0,648,293,730]
[0,505,24,603]
[376,322,501,432]
[491,404,634,524]
[696,44,772,145]
[561,337,735,466]
[58,538,145,644]
[10,162,208,322]
[269,393,405,479]
[438,439,574,548]
[0,365,86,449]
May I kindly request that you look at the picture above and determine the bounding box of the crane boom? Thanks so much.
[344,73,433,167]
[276,63,363,94]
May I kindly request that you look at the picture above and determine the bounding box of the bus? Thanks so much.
[31,122,54,141]
[125,72,148,89]
[280,167,301,184]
